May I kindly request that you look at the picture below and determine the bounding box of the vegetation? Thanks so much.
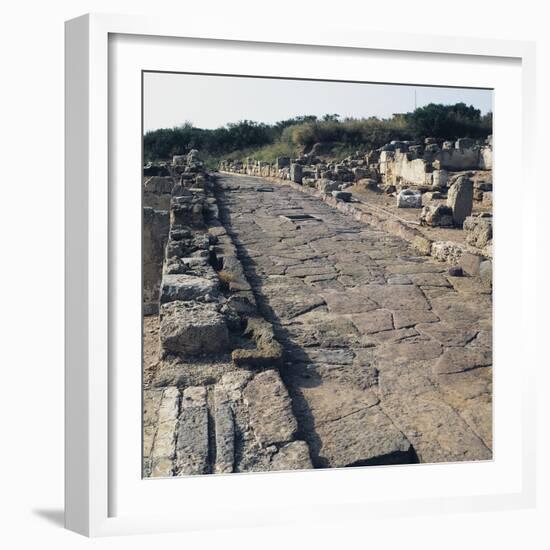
[144,103,492,165]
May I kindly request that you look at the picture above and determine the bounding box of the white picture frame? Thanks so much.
[65,13,537,537]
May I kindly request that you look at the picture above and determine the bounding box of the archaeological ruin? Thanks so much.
[143,137,493,477]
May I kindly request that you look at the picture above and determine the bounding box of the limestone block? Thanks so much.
[463,215,493,249]
[317,179,339,193]
[432,169,449,187]
[447,177,473,226]
[160,274,217,304]
[160,301,229,355]
[397,189,422,208]
[420,205,454,227]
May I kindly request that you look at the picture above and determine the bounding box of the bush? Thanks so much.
[143,105,492,163]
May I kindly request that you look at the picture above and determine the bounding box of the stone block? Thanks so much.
[397,189,422,208]
[290,163,303,184]
[447,177,473,226]
[459,251,482,276]
[160,301,229,355]
[420,205,454,227]
[160,274,217,304]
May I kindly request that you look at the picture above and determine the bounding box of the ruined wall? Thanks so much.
[143,150,313,477]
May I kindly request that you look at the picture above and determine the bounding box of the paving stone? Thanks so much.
[358,284,431,310]
[408,272,451,287]
[393,309,440,329]
[433,348,492,375]
[243,370,297,447]
[381,391,491,463]
[270,441,313,471]
[416,321,479,347]
[314,406,415,467]
[176,386,209,475]
[213,387,235,474]
[349,309,394,334]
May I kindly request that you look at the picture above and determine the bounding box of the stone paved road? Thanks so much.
[216,173,493,468]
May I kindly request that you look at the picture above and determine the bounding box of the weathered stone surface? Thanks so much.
[314,406,414,467]
[382,391,491,463]
[321,289,378,313]
[480,260,492,288]
[350,309,394,334]
[416,321,478,347]
[420,205,453,227]
[150,387,179,477]
[433,348,492,375]
[160,274,217,303]
[359,284,431,310]
[464,215,493,249]
[270,441,313,471]
[397,189,422,208]
[392,309,439,329]
[243,370,297,447]
[176,386,209,475]
[160,301,229,355]
[447,177,473,226]
[213,396,235,474]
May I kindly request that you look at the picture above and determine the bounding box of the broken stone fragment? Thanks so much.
[463,215,493,249]
[160,301,229,355]
[420,205,454,227]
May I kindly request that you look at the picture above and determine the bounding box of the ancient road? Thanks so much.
[216,173,493,467]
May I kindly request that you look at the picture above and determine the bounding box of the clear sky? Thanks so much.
[143,72,493,132]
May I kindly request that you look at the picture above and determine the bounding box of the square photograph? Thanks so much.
[142,73,493,477]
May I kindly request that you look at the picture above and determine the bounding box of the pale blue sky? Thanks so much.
[144,72,493,132]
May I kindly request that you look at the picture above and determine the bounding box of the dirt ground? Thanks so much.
[143,314,161,387]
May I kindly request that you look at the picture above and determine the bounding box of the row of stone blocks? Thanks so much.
[144,369,313,477]
[145,160,313,476]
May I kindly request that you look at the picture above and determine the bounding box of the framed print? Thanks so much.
[65,13,537,537]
